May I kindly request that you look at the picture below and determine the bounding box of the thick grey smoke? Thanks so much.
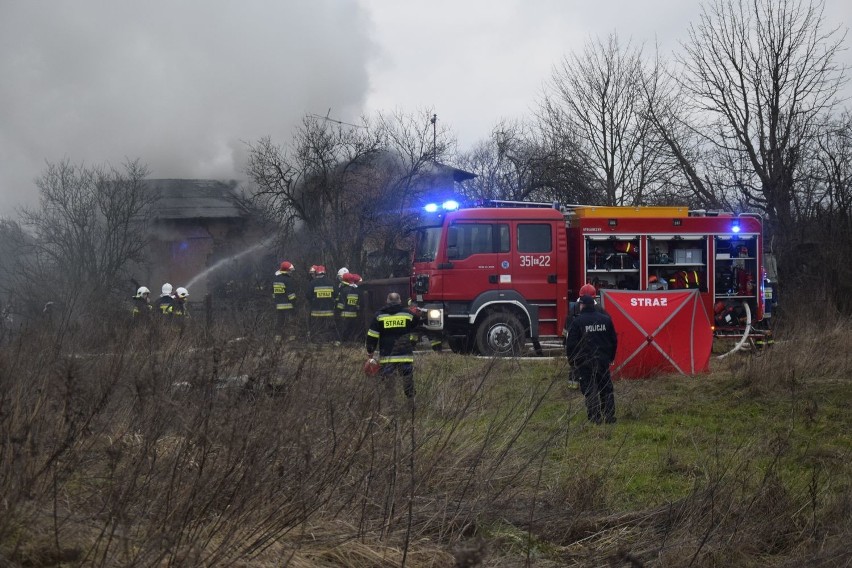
[1,0,848,215]
[0,1,375,214]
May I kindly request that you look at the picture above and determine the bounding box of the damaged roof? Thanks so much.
[147,179,246,220]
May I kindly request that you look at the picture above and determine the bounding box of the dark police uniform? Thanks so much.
[366,303,420,398]
[565,299,618,423]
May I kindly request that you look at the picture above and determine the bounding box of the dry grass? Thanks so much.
[0,315,850,567]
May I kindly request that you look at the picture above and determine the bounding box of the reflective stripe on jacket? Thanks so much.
[366,304,420,363]
[308,276,335,317]
[273,272,296,310]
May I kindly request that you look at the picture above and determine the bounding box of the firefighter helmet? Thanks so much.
[315,265,327,275]
[279,261,294,272]
[345,273,362,284]
[337,267,349,280]
[161,283,173,296]
[136,286,150,298]
[578,284,597,298]
[363,358,380,376]
[176,287,189,299]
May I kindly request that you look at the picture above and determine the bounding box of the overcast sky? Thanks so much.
[1,0,850,215]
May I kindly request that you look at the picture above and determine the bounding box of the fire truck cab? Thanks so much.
[410,200,766,355]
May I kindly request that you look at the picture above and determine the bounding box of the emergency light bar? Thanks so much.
[731,221,741,233]
[424,200,460,213]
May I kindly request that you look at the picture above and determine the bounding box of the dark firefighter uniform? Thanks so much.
[132,296,152,320]
[366,302,420,399]
[273,270,297,338]
[335,281,362,343]
[171,299,187,316]
[565,296,618,424]
[155,295,174,317]
[308,273,336,343]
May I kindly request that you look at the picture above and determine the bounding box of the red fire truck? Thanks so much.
[409,200,767,355]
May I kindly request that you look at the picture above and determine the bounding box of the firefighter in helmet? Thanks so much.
[335,267,349,302]
[172,287,189,317]
[156,283,175,316]
[131,286,152,320]
[366,292,421,402]
[335,272,363,343]
[273,261,297,340]
[308,265,335,343]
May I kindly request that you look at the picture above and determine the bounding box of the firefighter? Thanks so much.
[156,283,175,316]
[366,292,421,402]
[307,265,335,343]
[336,272,363,343]
[336,267,349,300]
[131,286,152,320]
[273,261,297,340]
[562,284,604,344]
[172,287,189,317]
[565,293,618,424]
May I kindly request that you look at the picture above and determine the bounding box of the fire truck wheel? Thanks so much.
[475,311,524,356]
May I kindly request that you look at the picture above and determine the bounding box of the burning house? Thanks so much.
[142,179,265,298]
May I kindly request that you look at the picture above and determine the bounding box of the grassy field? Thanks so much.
[0,316,850,567]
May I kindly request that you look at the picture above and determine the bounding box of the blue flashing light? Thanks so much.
[442,200,460,211]
[731,222,741,234]
[424,203,439,213]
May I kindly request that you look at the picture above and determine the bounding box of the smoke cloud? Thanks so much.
[2,0,849,215]
[0,1,375,214]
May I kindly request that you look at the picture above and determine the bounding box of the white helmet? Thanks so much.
[337,267,349,279]
[161,283,173,296]
[176,287,189,299]
[136,286,150,298]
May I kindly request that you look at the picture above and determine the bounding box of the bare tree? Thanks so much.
[677,0,847,238]
[456,119,600,204]
[542,32,668,205]
[246,110,455,277]
[18,158,154,313]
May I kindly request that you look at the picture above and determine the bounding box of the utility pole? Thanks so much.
[430,114,437,160]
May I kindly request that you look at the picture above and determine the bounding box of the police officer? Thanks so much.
[307,265,335,343]
[366,292,420,401]
[273,261,297,340]
[565,293,618,424]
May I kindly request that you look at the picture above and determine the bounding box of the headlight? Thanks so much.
[427,309,442,326]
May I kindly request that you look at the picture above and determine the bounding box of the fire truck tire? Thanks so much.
[475,311,524,356]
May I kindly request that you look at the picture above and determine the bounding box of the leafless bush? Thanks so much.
[1,319,850,566]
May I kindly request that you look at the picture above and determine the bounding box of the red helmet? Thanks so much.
[279,261,293,272]
[344,272,362,284]
[314,265,326,275]
[578,284,597,298]
[363,358,380,376]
